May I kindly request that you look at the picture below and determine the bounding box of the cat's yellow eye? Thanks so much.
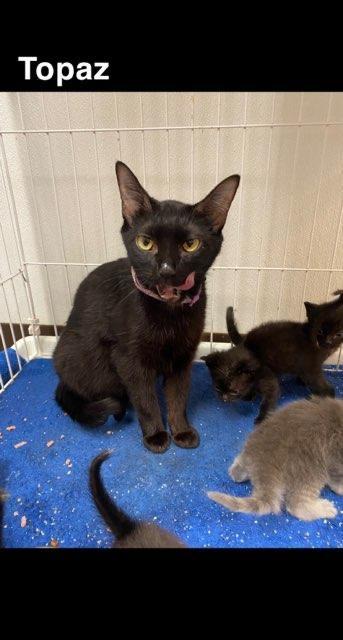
[135,235,155,252]
[182,238,201,253]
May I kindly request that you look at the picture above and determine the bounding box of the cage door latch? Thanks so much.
[28,317,41,336]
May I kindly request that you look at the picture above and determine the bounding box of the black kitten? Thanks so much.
[54,161,240,452]
[89,452,186,548]
[226,290,343,398]
[201,345,279,424]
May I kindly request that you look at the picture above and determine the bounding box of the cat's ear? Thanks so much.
[193,174,240,232]
[116,161,153,225]
[304,301,320,318]
[201,352,220,368]
[333,290,343,303]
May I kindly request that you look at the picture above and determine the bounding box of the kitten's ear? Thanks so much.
[193,174,240,232]
[333,289,343,303]
[304,301,320,318]
[116,161,153,225]
[201,352,219,368]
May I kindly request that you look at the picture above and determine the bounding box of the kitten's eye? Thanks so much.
[136,235,155,252]
[182,239,201,253]
[318,328,324,336]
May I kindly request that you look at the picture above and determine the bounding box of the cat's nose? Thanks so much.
[159,261,176,277]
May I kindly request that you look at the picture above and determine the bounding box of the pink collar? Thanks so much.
[131,267,202,307]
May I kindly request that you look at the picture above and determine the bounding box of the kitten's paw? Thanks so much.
[288,498,338,521]
[143,431,171,453]
[172,428,200,449]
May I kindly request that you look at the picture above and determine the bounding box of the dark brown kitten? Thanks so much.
[54,162,240,452]
[226,290,343,398]
[89,452,186,548]
[208,396,343,521]
[201,345,279,424]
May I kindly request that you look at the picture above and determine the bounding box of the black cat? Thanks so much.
[89,452,185,547]
[54,161,240,452]
[226,290,343,397]
[202,345,280,424]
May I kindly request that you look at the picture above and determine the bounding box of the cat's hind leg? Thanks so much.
[229,454,250,482]
[300,370,335,398]
[208,482,282,515]
[286,489,337,520]
[56,383,123,427]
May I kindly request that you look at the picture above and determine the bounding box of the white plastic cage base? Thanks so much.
[11,335,343,369]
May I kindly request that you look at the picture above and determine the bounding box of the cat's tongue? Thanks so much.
[156,271,195,300]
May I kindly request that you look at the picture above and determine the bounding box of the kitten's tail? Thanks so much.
[207,491,280,515]
[226,307,244,345]
[89,451,137,540]
[55,382,124,426]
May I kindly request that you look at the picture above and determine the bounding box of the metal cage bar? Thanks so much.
[1,120,343,135]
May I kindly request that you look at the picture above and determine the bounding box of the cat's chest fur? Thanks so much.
[135,306,205,372]
[86,259,206,374]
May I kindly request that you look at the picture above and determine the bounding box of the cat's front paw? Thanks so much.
[143,431,171,453]
[172,427,200,449]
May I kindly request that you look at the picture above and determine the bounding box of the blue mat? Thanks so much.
[0,348,25,385]
[0,358,343,548]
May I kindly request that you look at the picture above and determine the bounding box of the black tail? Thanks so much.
[55,382,123,426]
[226,307,244,345]
[89,451,136,540]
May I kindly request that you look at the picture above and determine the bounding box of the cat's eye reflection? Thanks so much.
[182,239,201,253]
[135,235,155,251]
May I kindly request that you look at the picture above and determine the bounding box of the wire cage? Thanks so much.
[1,91,343,393]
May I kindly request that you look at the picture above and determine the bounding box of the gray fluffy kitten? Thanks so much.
[208,396,343,521]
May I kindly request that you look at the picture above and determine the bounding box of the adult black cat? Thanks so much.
[54,162,240,452]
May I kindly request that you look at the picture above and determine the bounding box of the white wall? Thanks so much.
[0,92,343,335]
